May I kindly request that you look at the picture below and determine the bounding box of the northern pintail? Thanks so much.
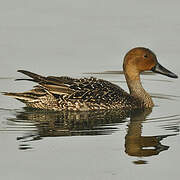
[3,47,178,111]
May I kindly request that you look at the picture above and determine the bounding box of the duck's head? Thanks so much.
[123,47,178,79]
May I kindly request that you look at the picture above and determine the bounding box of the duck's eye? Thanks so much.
[144,54,148,58]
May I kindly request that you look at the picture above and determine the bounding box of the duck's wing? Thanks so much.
[16,70,76,95]
[3,70,76,102]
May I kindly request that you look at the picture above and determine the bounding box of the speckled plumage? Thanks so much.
[4,70,141,111]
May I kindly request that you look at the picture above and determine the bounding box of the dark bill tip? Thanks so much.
[151,63,178,78]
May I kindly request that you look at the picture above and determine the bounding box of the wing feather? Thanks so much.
[17,70,76,96]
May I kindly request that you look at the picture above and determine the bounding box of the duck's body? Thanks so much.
[3,47,178,111]
[5,73,141,111]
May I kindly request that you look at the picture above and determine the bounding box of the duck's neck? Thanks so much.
[124,71,154,108]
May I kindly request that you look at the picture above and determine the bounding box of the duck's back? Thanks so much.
[4,70,140,111]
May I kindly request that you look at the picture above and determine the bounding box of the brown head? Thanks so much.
[123,47,178,80]
[123,47,178,108]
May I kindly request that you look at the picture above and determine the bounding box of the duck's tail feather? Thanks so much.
[2,92,38,103]
[3,70,76,104]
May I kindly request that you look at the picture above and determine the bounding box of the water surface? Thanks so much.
[1,72,180,180]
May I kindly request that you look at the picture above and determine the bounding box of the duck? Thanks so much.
[3,47,178,111]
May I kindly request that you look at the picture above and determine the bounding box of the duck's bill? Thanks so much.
[151,63,178,78]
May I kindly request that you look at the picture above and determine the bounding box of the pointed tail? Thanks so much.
[2,92,37,102]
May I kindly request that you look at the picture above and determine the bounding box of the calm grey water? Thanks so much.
[0,0,180,180]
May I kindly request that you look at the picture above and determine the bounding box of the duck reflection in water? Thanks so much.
[9,107,176,164]
[124,108,175,164]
